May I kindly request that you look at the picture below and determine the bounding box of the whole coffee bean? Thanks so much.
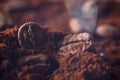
[58,32,95,56]
[18,22,47,49]
[17,54,51,74]
[96,24,119,38]
[81,0,98,18]
[0,12,5,28]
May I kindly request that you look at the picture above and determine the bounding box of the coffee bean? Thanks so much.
[17,54,51,74]
[96,24,119,38]
[0,12,5,28]
[58,32,95,56]
[18,22,47,49]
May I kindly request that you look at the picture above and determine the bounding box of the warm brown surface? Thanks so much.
[51,52,117,80]
[0,0,120,80]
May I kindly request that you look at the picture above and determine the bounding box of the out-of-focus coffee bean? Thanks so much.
[96,24,119,38]
[0,12,5,28]
[81,0,98,18]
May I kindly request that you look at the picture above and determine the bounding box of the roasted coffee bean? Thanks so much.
[96,24,119,38]
[17,54,51,74]
[81,0,97,18]
[18,22,47,49]
[0,12,5,28]
[58,32,95,56]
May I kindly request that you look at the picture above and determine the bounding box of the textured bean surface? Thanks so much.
[17,54,51,74]
[58,32,95,56]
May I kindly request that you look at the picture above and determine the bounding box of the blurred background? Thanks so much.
[0,0,120,36]
[0,0,70,32]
